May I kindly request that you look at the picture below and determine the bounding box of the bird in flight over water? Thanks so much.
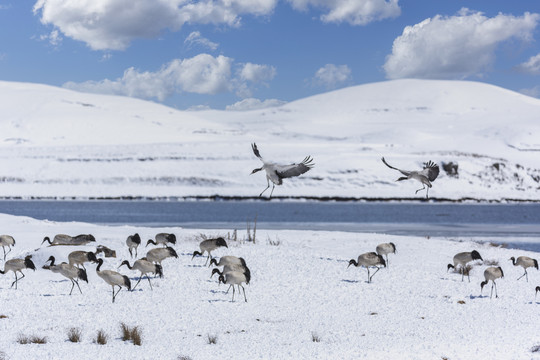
[250,143,314,198]
[381,157,439,199]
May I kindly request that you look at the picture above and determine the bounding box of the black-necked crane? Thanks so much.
[250,143,314,198]
[218,271,250,302]
[95,258,131,303]
[447,250,483,282]
[43,256,88,295]
[146,233,176,247]
[126,233,141,258]
[146,246,178,265]
[212,263,251,294]
[42,234,96,246]
[192,238,228,265]
[348,252,386,283]
[480,266,504,299]
[68,250,98,270]
[0,235,15,261]
[0,255,36,289]
[209,256,246,268]
[510,256,538,282]
[381,157,440,199]
[119,259,163,290]
[376,242,396,267]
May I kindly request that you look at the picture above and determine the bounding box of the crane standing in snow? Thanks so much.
[250,143,314,198]
[381,157,440,199]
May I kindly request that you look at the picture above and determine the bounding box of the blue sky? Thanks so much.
[1,0,540,110]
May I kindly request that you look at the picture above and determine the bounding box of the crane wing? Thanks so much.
[275,156,314,178]
[381,157,411,176]
[251,143,263,161]
[420,161,439,181]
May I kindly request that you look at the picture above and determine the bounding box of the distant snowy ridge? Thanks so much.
[0,79,539,200]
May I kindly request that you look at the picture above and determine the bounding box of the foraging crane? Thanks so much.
[68,250,98,270]
[210,256,247,268]
[192,237,228,266]
[146,246,178,265]
[42,234,96,246]
[480,266,504,299]
[211,263,251,294]
[119,259,163,290]
[0,255,35,289]
[347,252,386,283]
[218,271,250,302]
[95,258,131,303]
[146,233,176,247]
[376,242,396,267]
[381,157,440,199]
[447,250,483,282]
[510,256,538,282]
[250,143,314,198]
[0,235,15,261]
[126,233,141,258]
[43,256,88,295]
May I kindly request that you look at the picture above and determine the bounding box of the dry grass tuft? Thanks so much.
[531,345,540,353]
[207,334,218,345]
[311,332,321,342]
[177,356,193,360]
[95,330,108,345]
[0,315,8,319]
[67,327,82,343]
[17,333,47,344]
[120,322,142,345]
[457,300,466,304]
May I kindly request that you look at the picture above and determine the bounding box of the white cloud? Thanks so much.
[184,31,219,51]
[238,63,276,83]
[63,54,276,102]
[287,0,400,25]
[226,98,286,111]
[39,29,62,47]
[33,0,277,51]
[515,53,540,75]
[384,9,540,80]
[311,64,352,89]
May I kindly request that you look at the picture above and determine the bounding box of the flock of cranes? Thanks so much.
[250,143,440,199]
[0,230,538,302]
[0,232,248,303]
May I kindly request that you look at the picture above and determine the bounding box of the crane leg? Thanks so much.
[517,270,528,282]
[146,275,153,290]
[132,276,143,291]
[269,184,276,198]
[415,185,426,194]
[259,179,270,197]
[366,267,371,283]
[369,266,381,282]
[231,285,236,302]
[74,279,83,294]
[240,284,247,302]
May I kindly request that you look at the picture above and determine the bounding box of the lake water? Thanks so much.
[0,200,538,251]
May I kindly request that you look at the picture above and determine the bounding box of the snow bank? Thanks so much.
[0,79,539,200]
[0,213,538,359]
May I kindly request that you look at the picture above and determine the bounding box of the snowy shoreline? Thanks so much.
[0,213,538,359]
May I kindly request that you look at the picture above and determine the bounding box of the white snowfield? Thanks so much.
[0,79,539,200]
[0,213,538,359]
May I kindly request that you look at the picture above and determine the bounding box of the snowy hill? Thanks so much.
[0,79,539,200]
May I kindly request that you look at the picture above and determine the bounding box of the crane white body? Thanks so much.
[0,235,15,261]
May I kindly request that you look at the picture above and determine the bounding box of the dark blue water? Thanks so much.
[0,201,539,250]
[0,200,538,229]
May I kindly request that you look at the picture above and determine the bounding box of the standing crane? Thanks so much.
[250,143,314,198]
[381,157,440,199]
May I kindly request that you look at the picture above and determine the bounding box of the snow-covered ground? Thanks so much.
[0,213,538,359]
[0,79,539,201]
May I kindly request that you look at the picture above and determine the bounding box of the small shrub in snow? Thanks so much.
[207,334,218,344]
[16,334,29,345]
[177,356,193,360]
[120,322,131,341]
[120,322,143,345]
[30,336,47,344]
[0,315,8,319]
[67,327,82,343]
[531,345,540,353]
[131,326,142,346]
[267,236,281,246]
[95,330,108,345]
[311,332,321,342]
